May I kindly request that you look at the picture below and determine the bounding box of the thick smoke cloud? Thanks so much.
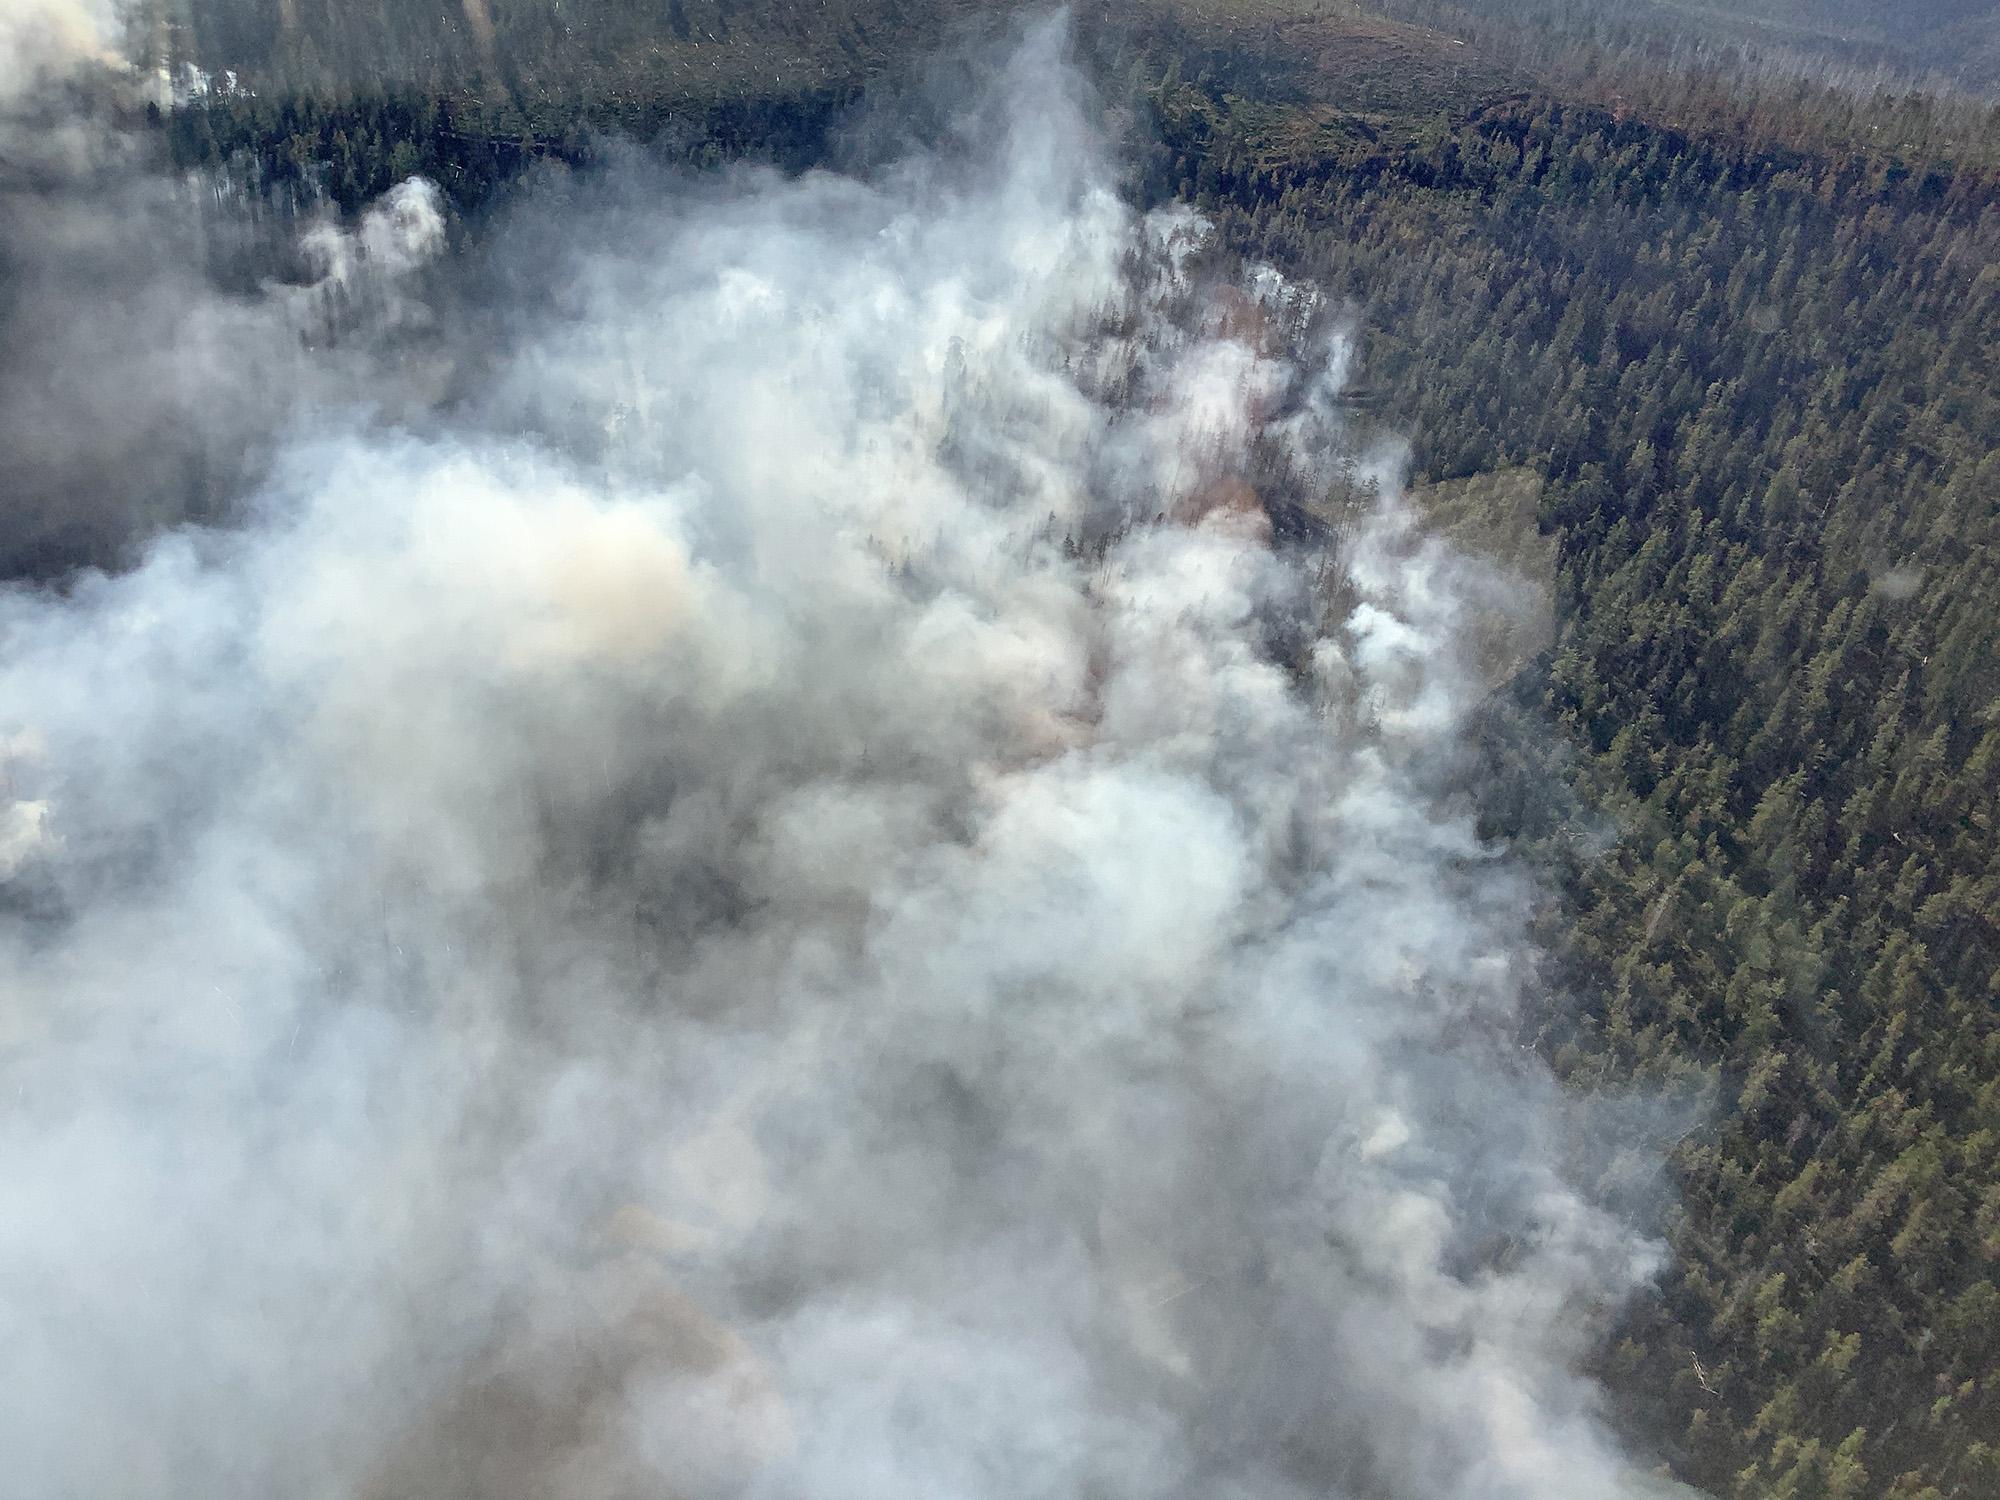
[0,16,1690,1499]
[0,0,449,580]
[0,0,120,102]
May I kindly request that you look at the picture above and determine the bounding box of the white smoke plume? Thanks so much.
[0,0,122,106]
[0,16,1690,1500]
[0,0,451,580]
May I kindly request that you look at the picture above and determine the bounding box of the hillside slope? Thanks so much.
[104,4,2000,1494]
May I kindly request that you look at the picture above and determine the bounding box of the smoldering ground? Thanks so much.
[0,12,1692,1500]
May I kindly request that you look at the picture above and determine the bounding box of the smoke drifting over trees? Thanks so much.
[0,14,1690,1499]
[0,0,459,579]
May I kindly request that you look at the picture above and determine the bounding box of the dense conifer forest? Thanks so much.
[81,2,2000,1493]
[1160,85,2000,1498]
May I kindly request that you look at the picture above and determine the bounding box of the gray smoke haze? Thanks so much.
[0,0,451,580]
[0,0,120,102]
[0,15,1692,1499]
